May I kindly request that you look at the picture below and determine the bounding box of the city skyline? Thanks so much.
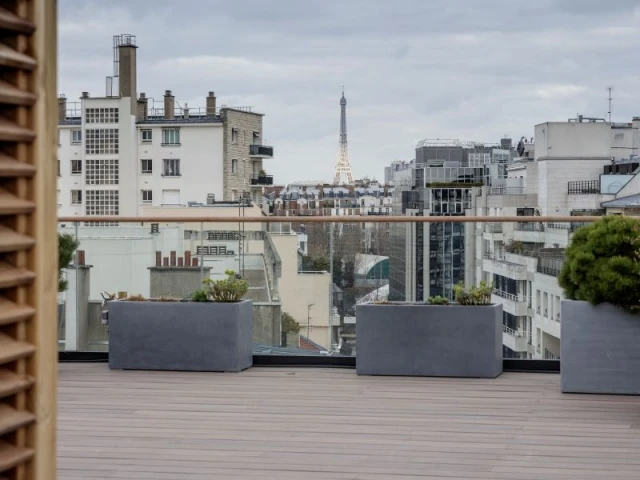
[59,0,640,184]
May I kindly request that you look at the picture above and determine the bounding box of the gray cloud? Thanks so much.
[59,0,640,182]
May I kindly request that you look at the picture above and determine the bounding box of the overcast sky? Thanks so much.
[59,0,640,183]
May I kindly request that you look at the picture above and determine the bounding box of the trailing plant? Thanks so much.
[428,296,450,305]
[454,281,492,306]
[58,233,80,292]
[201,270,249,302]
[281,312,301,334]
[258,169,266,176]
[558,216,640,312]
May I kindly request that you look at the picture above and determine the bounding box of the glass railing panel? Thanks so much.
[56,217,598,364]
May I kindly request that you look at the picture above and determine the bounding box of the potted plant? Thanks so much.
[108,270,253,372]
[356,281,502,378]
[558,216,640,394]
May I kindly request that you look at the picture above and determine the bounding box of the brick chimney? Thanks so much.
[164,90,174,120]
[206,91,216,118]
[137,92,148,121]
[117,34,138,112]
[58,94,66,122]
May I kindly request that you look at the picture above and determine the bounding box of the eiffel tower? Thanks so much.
[333,88,354,185]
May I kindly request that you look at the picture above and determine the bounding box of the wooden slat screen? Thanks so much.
[0,1,57,479]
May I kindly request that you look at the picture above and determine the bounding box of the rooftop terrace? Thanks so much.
[58,363,640,479]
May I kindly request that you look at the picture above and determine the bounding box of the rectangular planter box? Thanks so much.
[356,303,503,378]
[561,300,640,395]
[108,300,253,372]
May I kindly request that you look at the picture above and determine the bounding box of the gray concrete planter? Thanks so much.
[356,303,503,378]
[108,300,253,372]
[561,300,640,395]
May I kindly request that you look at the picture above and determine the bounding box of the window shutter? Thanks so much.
[0,1,58,478]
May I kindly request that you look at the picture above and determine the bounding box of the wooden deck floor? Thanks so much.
[58,363,640,479]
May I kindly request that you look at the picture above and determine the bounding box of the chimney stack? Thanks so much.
[58,94,67,122]
[185,250,192,266]
[177,257,184,267]
[117,34,138,113]
[183,102,189,120]
[137,92,148,121]
[81,92,90,99]
[76,250,85,266]
[206,91,216,118]
[170,251,176,266]
[155,251,162,267]
[163,257,169,267]
[191,257,199,267]
[164,90,175,120]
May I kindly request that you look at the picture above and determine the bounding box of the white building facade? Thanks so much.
[475,116,640,359]
[57,35,273,220]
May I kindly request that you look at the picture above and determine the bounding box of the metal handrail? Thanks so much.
[493,289,528,303]
[503,325,529,339]
[58,215,603,224]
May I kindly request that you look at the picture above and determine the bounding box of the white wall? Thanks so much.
[535,122,611,160]
[137,123,224,208]
[58,103,225,218]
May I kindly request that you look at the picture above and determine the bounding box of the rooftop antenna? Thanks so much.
[607,86,614,123]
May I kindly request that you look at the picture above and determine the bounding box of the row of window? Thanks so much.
[85,108,119,124]
[59,158,180,178]
[140,128,180,145]
[85,129,119,155]
[231,128,260,145]
[196,246,235,256]
[67,189,152,206]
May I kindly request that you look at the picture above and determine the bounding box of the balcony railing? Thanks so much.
[493,289,527,304]
[250,174,273,186]
[567,179,600,195]
[249,144,274,158]
[485,222,503,234]
[515,222,544,232]
[54,214,598,359]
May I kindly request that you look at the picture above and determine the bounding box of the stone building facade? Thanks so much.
[221,108,271,202]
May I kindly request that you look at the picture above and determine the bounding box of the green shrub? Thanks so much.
[199,270,249,302]
[454,281,492,306]
[281,312,301,334]
[58,233,80,292]
[558,216,640,311]
[191,289,209,302]
[428,296,450,305]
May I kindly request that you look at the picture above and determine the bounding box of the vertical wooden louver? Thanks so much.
[0,1,58,479]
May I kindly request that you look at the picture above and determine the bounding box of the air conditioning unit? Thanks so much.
[206,193,215,205]
[187,201,203,207]
[150,223,159,234]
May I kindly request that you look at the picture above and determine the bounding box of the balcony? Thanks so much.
[250,174,274,186]
[502,325,531,352]
[482,253,528,280]
[492,289,529,316]
[249,144,274,158]
[58,362,640,478]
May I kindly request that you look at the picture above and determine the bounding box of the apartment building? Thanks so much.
[384,160,413,186]
[57,34,274,220]
[388,139,514,302]
[475,115,640,359]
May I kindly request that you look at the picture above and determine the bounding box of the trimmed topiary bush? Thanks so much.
[558,216,640,312]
